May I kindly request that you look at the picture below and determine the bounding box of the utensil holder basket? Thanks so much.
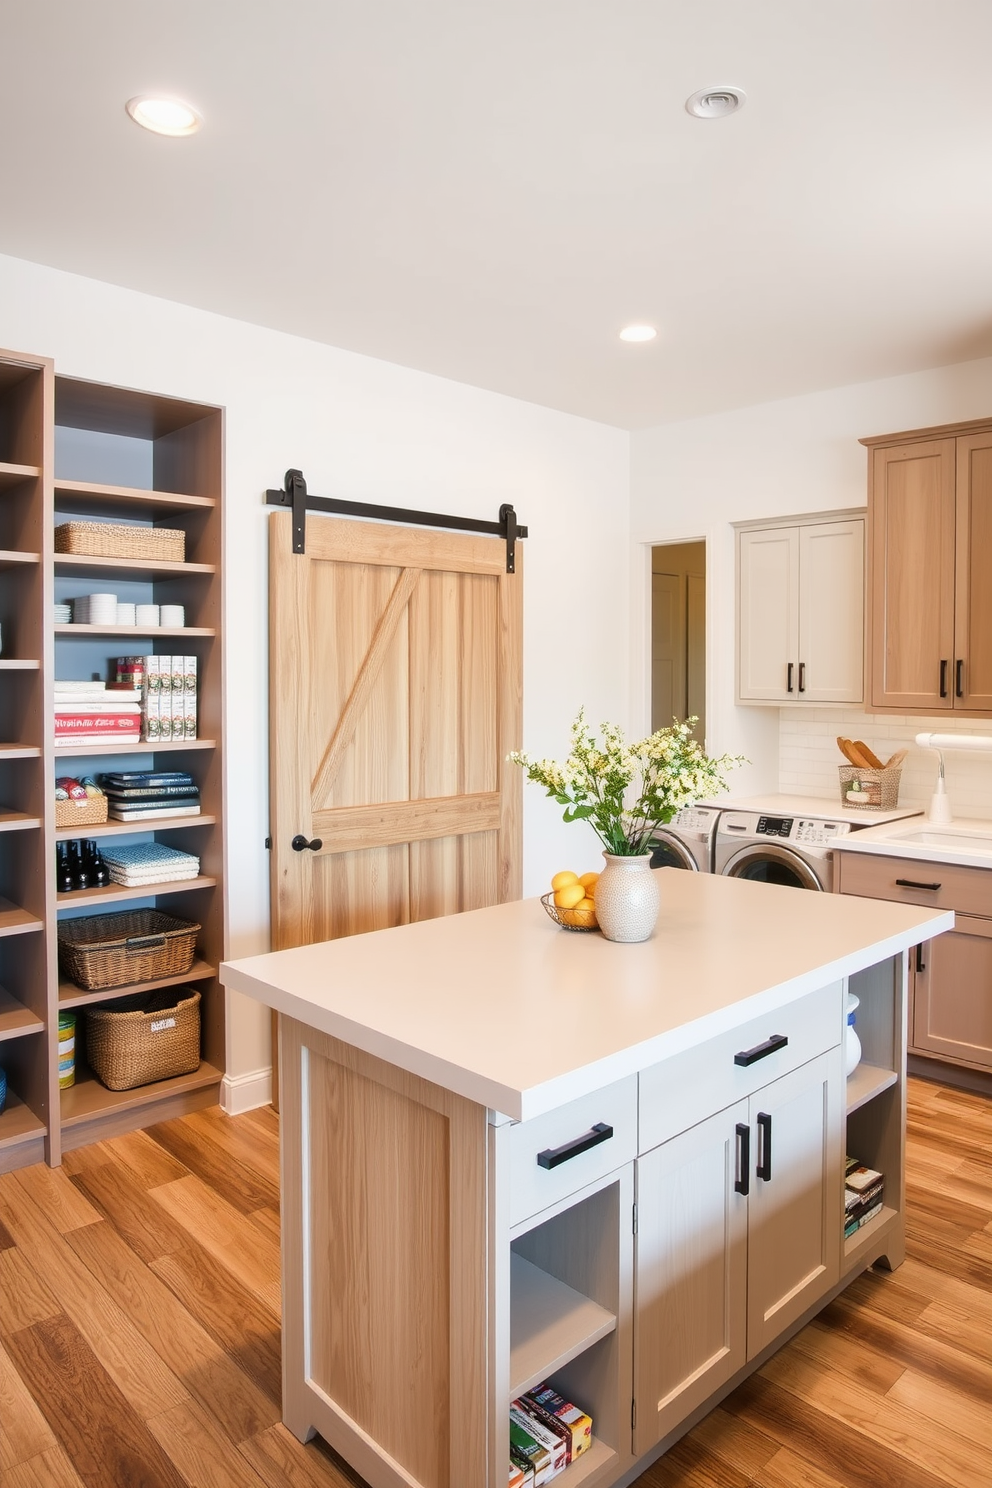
[838,765,902,810]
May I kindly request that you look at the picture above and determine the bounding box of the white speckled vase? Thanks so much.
[594,851,660,943]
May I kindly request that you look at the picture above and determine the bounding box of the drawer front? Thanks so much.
[508,1076,637,1227]
[838,851,992,918]
[638,982,842,1153]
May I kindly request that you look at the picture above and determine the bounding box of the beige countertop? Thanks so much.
[703,793,925,827]
[832,815,992,869]
[221,870,951,1121]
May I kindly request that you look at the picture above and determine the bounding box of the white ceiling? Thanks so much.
[3,2,992,429]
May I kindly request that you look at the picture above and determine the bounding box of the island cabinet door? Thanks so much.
[632,1100,748,1456]
[745,1047,844,1361]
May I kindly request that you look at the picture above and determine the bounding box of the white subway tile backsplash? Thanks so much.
[779,707,992,818]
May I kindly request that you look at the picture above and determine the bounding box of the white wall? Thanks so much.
[630,355,992,802]
[0,252,630,1086]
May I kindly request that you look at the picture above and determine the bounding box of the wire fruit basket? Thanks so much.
[540,892,599,932]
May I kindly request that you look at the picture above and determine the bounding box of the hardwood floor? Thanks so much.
[0,1077,989,1488]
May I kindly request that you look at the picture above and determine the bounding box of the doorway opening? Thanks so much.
[651,541,706,742]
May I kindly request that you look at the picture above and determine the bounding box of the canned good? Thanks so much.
[58,1011,76,1089]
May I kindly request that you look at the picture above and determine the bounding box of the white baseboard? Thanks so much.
[220,1067,273,1115]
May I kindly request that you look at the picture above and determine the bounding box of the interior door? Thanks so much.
[745,1048,842,1359]
[268,507,522,954]
[651,571,685,732]
[954,431,992,711]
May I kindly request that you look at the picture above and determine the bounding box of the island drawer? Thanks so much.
[508,1075,637,1227]
[638,982,843,1152]
[837,852,991,919]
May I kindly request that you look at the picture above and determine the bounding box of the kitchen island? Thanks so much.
[221,870,952,1488]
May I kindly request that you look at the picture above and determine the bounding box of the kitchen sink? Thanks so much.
[892,826,992,856]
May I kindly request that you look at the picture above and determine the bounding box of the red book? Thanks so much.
[54,714,141,733]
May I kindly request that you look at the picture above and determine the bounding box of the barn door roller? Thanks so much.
[265,468,527,573]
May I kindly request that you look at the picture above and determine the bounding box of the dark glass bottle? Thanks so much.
[84,839,109,889]
[68,839,90,891]
[55,841,73,893]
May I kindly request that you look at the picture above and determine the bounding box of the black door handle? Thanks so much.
[956,659,964,698]
[756,1112,772,1181]
[735,1123,750,1195]
[895,878,941,891]
[735,1033,788,1067]
[291,835,323,852]
[940,659,948,698]
[787,662,794,694]
[916,943,926,973]
[537,1122,613,1170]
[798,661,806,693]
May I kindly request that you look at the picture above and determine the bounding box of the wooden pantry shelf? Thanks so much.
[0,659,41,670]
[549,1440,616,1488]
[56,875,216,910]
[55,814,216,842]
[0,549,40,569]
[0,744,41,759]
[0,461,41,488]
[53,738,215,759]
[0,984,44,1038]
[846,1063,899,1115]
[58,959,216,1011]
[843,1204,898,1273]
[54,477,216,515]
[0,1090,46,1152]
[55,624,215,638]
[60,1060,222,1131]
[54,555,215,579]
[0,896,44,937]
[509,1253,617,1400]
[0,810,42,832]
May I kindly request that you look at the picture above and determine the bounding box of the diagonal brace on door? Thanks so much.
[265,468,527,573]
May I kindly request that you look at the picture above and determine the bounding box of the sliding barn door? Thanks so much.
[269,511,522,961]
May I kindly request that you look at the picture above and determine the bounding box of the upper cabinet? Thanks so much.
[864,420,992,714]
[737,514,864,705]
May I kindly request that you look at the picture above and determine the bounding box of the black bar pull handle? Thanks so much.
[940,659,948,698]
[734,1033,788,1067]
[956,659,964,698]
[798,661,806,693]
[537,1122,613,1170]
[735,1123,750,1195]
[895,878,942,892]
[916,943,926,974]
[787,662,794,694]
[756,1112,772,1181]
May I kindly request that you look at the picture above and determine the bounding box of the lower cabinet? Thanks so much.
[633,1048,843,1456]
[913,914,992,1069]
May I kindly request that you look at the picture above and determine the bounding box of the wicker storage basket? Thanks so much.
[55,794,108,828]
[57,909,200,991]
[55,521,186,563]
[85,987,201,1091]
[838,765,902,811]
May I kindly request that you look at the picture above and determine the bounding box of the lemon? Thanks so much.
[578,871,599,889]
[551,870,580,892]
[554,882,586,909]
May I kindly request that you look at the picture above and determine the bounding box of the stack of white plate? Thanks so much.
[74,593,118,626]
[53,604,71,624]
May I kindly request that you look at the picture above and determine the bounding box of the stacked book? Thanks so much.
[115,655,198,742]
[509,1384,592,1486]
[98,842,200,888]
[844,1157,884,1239]
[100,770,201,822]
[54,681,141,747]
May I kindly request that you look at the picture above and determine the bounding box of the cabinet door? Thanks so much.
[746,1049,843,1360]
[633,1102,747,1455]
[954,432,992,712]
[738,527,800,701]
[798,520,864,703]
[914,915,992,1069]
[869,439,956,709]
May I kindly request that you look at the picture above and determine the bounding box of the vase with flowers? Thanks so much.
[511,711,744,942]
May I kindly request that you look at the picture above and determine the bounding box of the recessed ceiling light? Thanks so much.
[126,96,202,137]
[685,87,746,120]
[619,325,657,343]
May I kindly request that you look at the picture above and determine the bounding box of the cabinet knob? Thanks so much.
[291,835,323,853]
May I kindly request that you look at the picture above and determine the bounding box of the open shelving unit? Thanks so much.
[0,346,226,1173]
[842,956,905,1274]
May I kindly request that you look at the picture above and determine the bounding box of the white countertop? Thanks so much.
[221,872,950,1121]
[703,793,925,827]
[832,815,992,869]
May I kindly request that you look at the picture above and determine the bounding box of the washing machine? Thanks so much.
[713,794,923,892]
[648,804,721,873]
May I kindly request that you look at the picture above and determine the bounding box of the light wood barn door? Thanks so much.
[269,511,522,961]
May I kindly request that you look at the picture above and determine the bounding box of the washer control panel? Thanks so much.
[753,815,854,845]
[756,815,794,838]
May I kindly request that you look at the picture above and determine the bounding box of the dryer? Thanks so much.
[648,804,721,873]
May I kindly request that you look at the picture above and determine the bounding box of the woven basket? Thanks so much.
[838,765,902,811]
[55,794,108,828]
[55,521,186,563]
[57,909,200,991]
[85,987,201,1091]
[540,891,599,932]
